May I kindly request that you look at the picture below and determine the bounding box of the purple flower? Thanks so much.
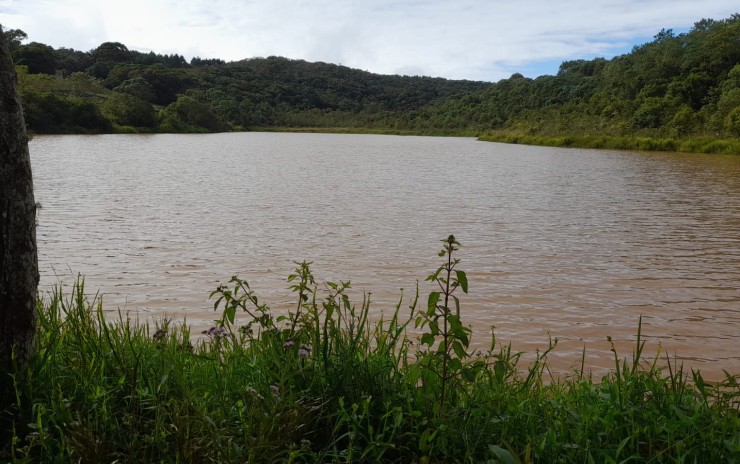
[283,340,295,348]
[298,348,310,359]
[269,385,280,393]
[300,343,312,352]
[202,326,228,339]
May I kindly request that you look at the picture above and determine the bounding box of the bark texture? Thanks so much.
[0,25,38,396]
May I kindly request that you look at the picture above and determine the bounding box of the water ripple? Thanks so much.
[30,133,740,380]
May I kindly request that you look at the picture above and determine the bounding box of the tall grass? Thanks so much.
[3,238,739,462]
[479,132,740,154]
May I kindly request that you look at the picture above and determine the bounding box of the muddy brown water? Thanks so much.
[30,133,740,381]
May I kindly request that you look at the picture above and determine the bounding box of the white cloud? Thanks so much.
[1,0,738,81]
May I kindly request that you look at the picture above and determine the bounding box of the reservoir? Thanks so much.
[30,132,740,380]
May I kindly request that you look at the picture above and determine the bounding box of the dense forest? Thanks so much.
[3,14,740,151]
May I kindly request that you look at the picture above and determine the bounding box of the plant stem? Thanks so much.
[440,238,453,411]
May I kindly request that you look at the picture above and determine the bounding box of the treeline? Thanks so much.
[6,31,489,134]
[4,14,740,148]
[428,15,740,143]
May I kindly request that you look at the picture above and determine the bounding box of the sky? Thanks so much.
[1,0,738,82]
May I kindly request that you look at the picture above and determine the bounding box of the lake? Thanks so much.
[30,132,740,380]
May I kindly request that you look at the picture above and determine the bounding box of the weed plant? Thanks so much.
[3,236,739,462]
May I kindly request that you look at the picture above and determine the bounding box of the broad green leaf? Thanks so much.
[429,320,439,335]
[407,366,421,386]
[489,445,518,464]
[452,340,468,359]
[225,306,236,324]
[449,314,462,331]
[426,267,443,282]
[458,331,470,347]
[455,270,468,293]
[421,333,436,346]
[427,292,440,312]
[394,408,403,427]
[494,361,506,382]
[461,366,478,382]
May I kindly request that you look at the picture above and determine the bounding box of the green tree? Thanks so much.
[160,95,228,132]
[725,107,740,136]
[632,97,670,129]
[2,28,26,54]
[113,76,155,101]
[668,105,698,136]
[102,92,156,128]
[92,41,132,64]
[21,93,112,133]
[668,70,714,110]
[140,65,194,105]
[12,42,55,74]
[53,47,93,75]
[89,42,132,78]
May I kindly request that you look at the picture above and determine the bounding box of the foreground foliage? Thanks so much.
[3,236,739,462]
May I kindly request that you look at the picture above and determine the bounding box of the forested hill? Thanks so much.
[4,13,740,152]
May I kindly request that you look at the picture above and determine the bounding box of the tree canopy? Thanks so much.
[9,13,740,143]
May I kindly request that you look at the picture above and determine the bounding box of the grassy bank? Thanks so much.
[479,132,740,155]
[232,128,740,155]
[3,237,739,462]
[250,126,481,137]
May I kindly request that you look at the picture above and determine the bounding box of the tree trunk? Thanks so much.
[0,24,39,428]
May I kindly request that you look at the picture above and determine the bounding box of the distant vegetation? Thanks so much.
[4,13,740,152]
